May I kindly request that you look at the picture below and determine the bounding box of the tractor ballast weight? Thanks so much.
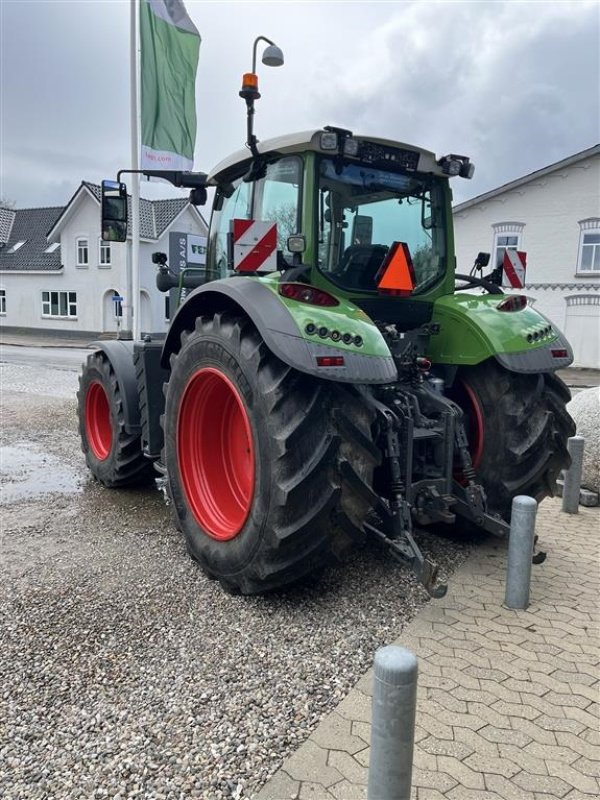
[78,118,575,598]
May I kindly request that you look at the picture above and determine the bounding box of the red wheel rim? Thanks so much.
[459,380,484,470]
[177,367,255,541]
[85,381,112,460]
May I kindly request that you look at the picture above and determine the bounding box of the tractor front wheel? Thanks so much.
[162,312,378,594]
[451,359,575,520]
[77,352,154,488]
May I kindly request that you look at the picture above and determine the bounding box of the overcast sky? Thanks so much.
[1,0,598,209]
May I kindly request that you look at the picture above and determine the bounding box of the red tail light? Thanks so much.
[316,356,345,367]
[497,295,527,312]
[279,283,339,307]
[551,349,568,358]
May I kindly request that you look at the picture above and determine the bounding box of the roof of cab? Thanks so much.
[207,128,442,184]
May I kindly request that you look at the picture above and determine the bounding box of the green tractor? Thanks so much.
[77,79,575,598]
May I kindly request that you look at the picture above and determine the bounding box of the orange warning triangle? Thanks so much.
[377,242,416,294]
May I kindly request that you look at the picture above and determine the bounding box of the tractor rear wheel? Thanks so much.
[77,352,154,488]
[451,359,575,520]
[162,312,379,594]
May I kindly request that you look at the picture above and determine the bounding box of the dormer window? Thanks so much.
[44,242,60,254]
[7,240,25,253]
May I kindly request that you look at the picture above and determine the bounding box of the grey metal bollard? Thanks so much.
[562,435,585,514]
[368,645,418,800]
[505,495,537,609]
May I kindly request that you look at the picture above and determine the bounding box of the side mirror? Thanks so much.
[189,187,207,206]
[474,251,491,269]
[101,180,128,242]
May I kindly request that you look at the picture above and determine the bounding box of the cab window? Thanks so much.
[252,156,303,261]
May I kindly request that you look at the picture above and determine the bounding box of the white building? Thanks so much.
[453,145,600,368]
[0,182,207,336]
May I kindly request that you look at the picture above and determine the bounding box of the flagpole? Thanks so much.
[130,0,141,341]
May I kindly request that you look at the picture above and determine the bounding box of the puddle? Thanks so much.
[0,442,83,504]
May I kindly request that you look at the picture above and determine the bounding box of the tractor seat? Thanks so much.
[337,245,389,290]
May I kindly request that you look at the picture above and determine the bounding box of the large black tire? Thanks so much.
[162,311,379,594]
[77,352,155,488]
[451,359,575,519]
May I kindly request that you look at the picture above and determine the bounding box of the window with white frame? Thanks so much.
[577,219,600,273]
[42,291,77,318]
[0,289,6,314]
[99,238,111,266]
[76,238,89,266]
[492,222,525,270]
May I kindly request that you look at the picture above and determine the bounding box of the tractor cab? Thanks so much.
[204,129,474,326]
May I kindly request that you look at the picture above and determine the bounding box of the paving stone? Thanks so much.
[419,736,474,761]
[310,711,368,755]
[351,721,371,743]
[570,755,600,777]
[447,788,507,800]
[523,741,580,765]
[464,666,511,683]
[254,770,300,800]
[561,791,600,800]
[467,701,513,729]
[298,781,333,800]
[484,773,538,800]
[426,689,467,713]
[436,756,486,790]
[335,690,371,724]
[353,747,369,768]
[509,716,558,745]
[327,779,366,800]
[416,789,447,800]
[511,770,573,796]
[542,691,593,710]
[546,759,600,795]
[463,752,520,778]
[555,731,600,761]
[490,700,541,720]
[552,670,598,687]
[478,725,531,747]
[581,727,600,746]
[417,711,454,741]
[497,743,549,775]
[411,767,458,793]
[327,751,368,786]
[450,686,499,705]
[284,741,344,787]
[452,727,501,758]
[440,667,482,691]
[561,704,600,729]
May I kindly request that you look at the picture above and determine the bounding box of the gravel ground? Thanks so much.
[0,360,470,800]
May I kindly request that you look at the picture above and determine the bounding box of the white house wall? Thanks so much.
[453,153,600,367]
[0,194,207,335]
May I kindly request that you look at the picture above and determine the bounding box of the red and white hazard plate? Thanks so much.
[231,219,278,273]
[502,250,527,289]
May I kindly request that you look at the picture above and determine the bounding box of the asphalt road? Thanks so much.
[0,343,91,371]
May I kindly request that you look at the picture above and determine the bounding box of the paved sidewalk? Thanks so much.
[256,498,599,800]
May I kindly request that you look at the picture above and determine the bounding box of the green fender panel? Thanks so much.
[162,274,398,384]
[428,294,573,372]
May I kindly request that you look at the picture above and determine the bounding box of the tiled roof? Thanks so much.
[81,182,191,238]
[0,206,64,272]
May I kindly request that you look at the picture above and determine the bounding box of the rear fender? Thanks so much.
[428,294,573,373]
[89,340,141,435]
[161,276,398,384]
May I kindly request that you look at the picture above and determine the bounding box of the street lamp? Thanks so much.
[240,36,284,158]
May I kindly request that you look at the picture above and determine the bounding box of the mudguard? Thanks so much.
[89,339,141,435]
[161,276,398,384]
[427,294,573,372]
